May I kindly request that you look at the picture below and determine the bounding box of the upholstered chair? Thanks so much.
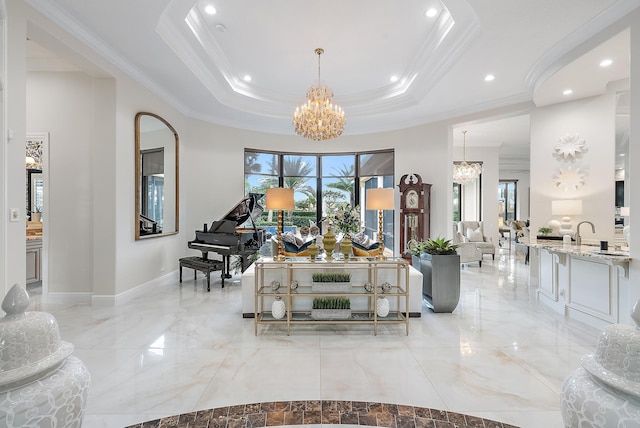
[456,242,483,267]
[455,221,496,260]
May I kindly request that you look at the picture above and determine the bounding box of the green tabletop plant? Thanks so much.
[311,272,351,283]
[538,227,553,235]
[406,237,458,256]
[312,297,351,310]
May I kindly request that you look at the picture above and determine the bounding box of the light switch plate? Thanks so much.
[10,208,19,222]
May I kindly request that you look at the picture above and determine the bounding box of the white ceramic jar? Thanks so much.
[561,300,640,427]
[0,284,91,427]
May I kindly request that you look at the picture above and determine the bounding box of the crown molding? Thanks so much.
[526,0,640,95]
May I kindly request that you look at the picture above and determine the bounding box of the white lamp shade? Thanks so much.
[366,188,394,210]
[552,200,583,216]
[265,188,294,210]
[620,206,630,217]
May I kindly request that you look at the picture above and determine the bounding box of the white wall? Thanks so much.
[4,0,28,296]
[628,19,640,312]
[27,72,95,295]
[182,119,454,255]
[530,90,616,242]
[5,2,190,300]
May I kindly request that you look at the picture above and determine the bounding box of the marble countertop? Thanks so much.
[519,237,631,262]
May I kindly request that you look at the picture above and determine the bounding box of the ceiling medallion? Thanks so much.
[293,48,346,141]
[453,131,482,184]
[553,133,587,160]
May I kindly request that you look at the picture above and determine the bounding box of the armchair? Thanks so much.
[456,242,483,267]
[455,221,496,260]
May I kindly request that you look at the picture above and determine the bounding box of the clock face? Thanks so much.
[406,190,419,209]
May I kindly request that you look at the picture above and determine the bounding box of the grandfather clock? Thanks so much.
[398,173,431,256]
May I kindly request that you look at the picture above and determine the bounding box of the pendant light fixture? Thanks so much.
[452,130,482,184]
[293,48,346,141]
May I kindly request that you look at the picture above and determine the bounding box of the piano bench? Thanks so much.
[179,256,224,292]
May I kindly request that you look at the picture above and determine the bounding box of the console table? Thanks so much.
[252,257,410,336]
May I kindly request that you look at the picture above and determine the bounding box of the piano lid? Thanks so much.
[209,193,264,232]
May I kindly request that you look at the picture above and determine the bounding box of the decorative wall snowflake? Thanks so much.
[553,133,587,160]
[553,167,586,191]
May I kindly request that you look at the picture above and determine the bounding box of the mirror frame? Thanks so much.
[135,112,179,240]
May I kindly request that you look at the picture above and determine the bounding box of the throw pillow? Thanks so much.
[352,232,371,247]
[466,227,484,242]
[283,238,314,255]
[351,240,382,257]
[352,246,383,257]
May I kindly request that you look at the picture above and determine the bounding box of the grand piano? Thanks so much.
[187,193,265,286]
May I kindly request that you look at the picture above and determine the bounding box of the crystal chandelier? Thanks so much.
[452,130,482,184]
[293,48,346,141]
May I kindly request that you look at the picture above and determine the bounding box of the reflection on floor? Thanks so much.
[28,249,600,428]
[125,400,517,428]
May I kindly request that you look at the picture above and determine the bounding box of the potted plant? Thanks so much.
[538,227,552,236]
[311,297,351,320]
[311,272,351,292]
[410,237,461,313]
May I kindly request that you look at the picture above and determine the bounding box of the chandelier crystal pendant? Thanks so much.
[453,130,482,184]
[293,48,346,141]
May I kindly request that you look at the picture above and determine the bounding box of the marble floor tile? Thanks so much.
[28,249,602,428]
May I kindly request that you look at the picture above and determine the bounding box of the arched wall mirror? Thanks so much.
[135,112,179,240]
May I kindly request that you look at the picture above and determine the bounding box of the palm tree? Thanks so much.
[326,164,355,205]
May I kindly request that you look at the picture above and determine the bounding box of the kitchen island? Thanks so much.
[521,238,631,329]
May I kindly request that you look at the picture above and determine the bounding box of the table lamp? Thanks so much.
[552,199,583,235]
[366,188,395,259]
[266,187,294,261]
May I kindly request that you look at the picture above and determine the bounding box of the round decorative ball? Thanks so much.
[290,280,298,290]
[381,282,391,293]
[270,280,280,291]
[364,282,374,293]
[376,296,390,317]
[271,297,286,320]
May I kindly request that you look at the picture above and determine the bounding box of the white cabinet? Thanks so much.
[26,238,42,284]
[254,258,410,336]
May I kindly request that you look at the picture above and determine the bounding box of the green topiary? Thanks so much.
[312,297,351,309]
[407,237,458,256]
[311,272,351,282]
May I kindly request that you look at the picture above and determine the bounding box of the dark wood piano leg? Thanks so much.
[224,256,232,279]
[179,264,183,283]
[207,271,210,292]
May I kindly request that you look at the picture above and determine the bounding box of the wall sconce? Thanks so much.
[266,187,294,261]
[552,199,583,235]
[366,188,395,259]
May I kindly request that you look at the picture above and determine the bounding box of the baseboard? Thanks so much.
[91,270,177,307]
[44,292,93,305]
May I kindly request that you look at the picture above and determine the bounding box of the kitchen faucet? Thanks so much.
[575,221,595,247]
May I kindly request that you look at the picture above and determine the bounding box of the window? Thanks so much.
[245,149,394,250]
[452,182,461,222]
[498,180,517,222]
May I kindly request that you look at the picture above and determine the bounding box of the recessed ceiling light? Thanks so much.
[484,74,495,82]
[205,5,216,15]
[390,75,399,83]
[563,89,573,95]
[425,8,438,18]
[243,75,251,82]
[600,59,613,67]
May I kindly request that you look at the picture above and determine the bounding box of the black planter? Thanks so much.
[412,253,461,313]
